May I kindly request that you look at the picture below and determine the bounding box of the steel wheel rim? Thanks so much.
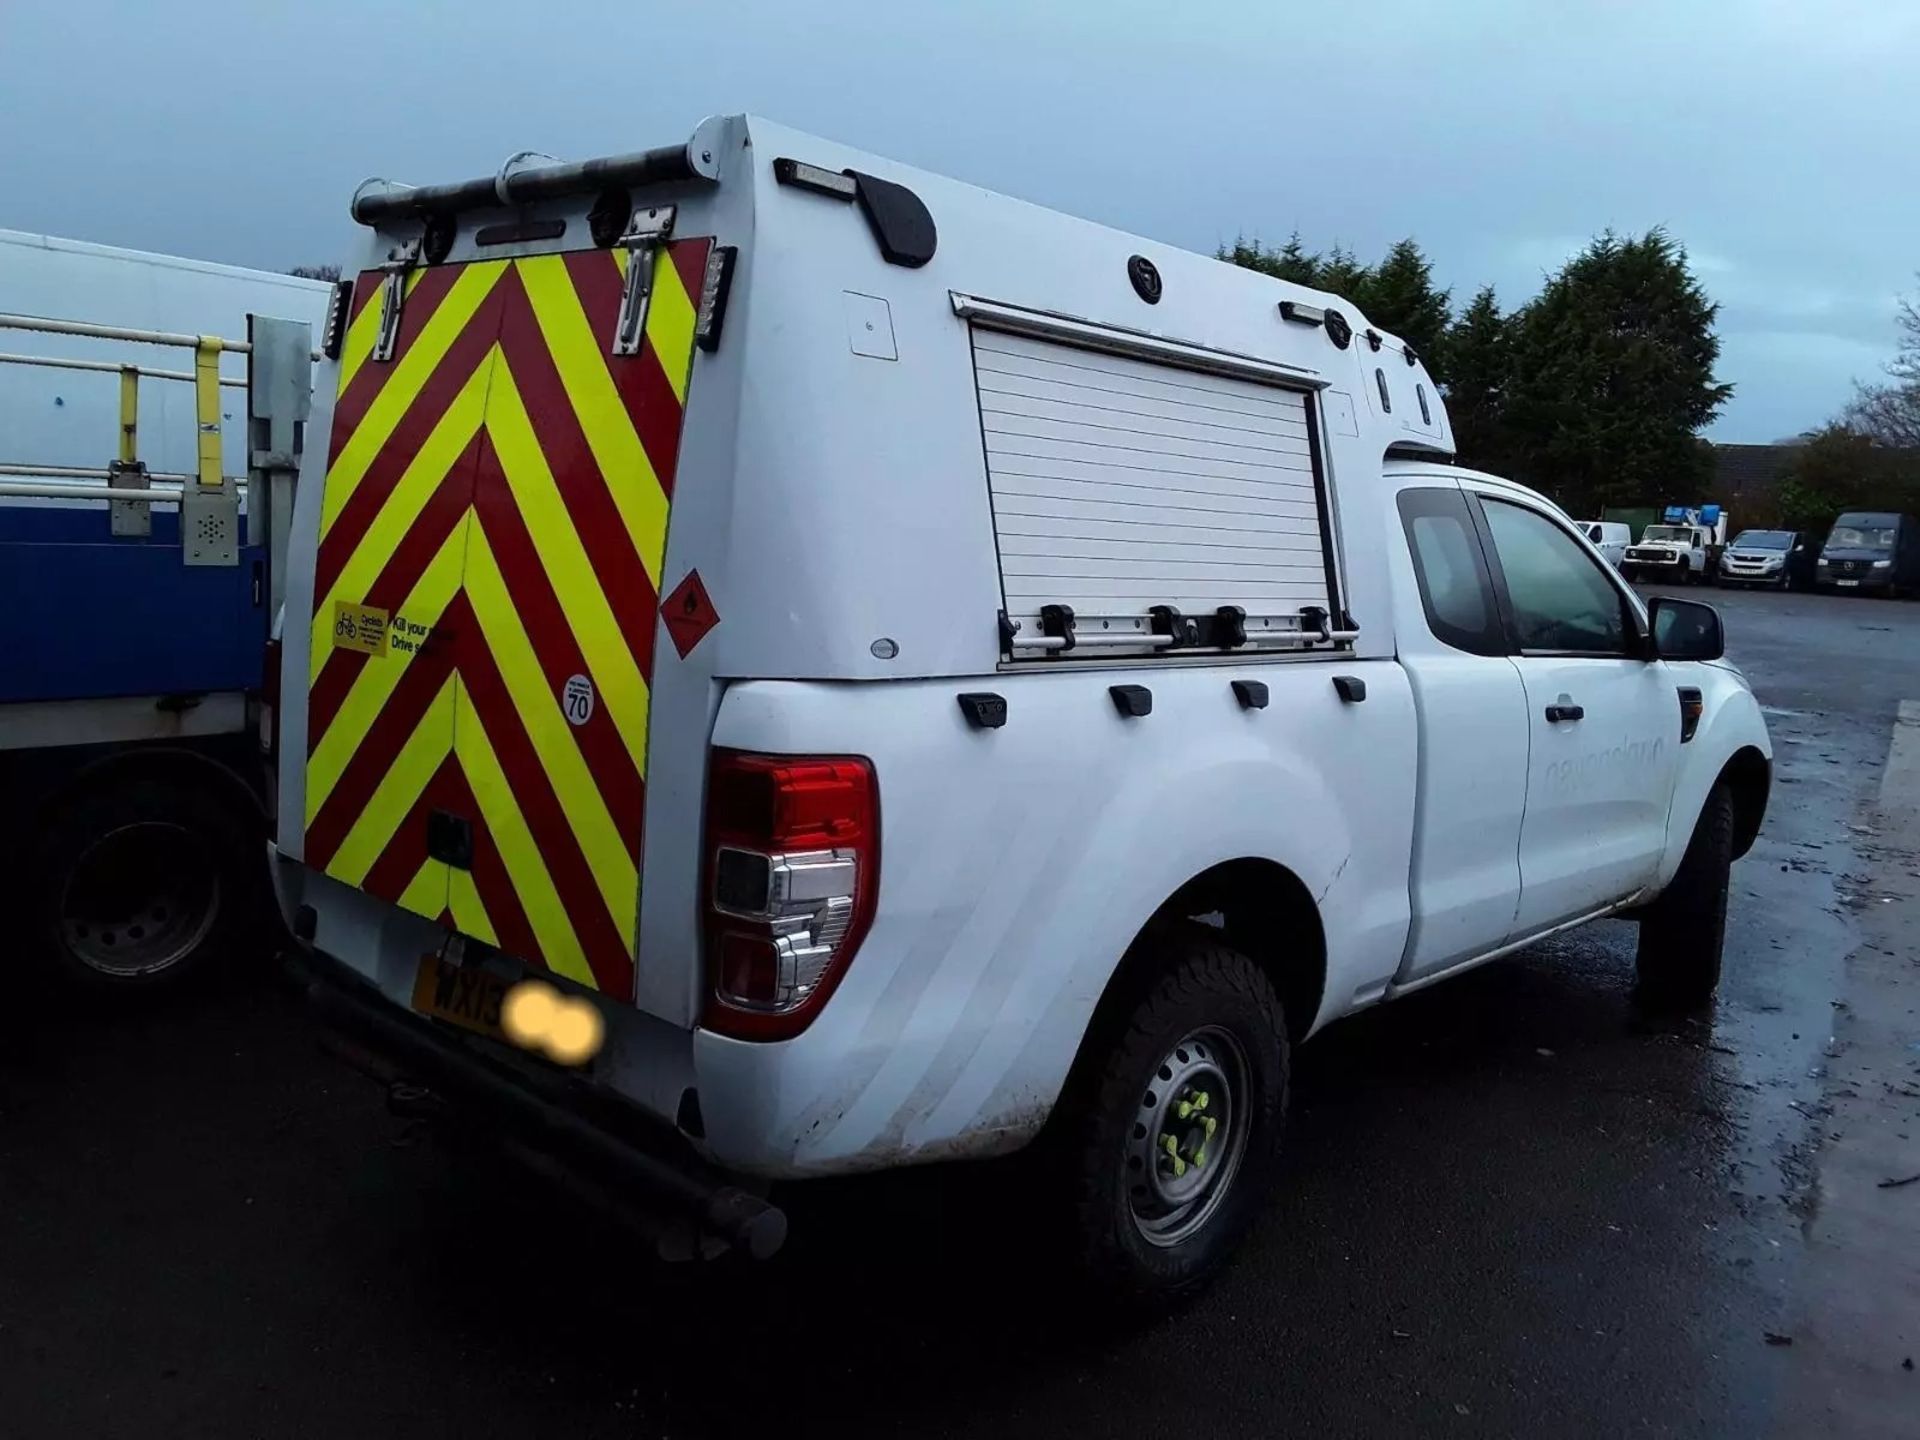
[58,821,220,978]
[1125,1025,1251,1248]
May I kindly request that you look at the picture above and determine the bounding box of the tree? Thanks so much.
[1500,230,1732,514]
[288,263,342,282]
[1775,424,1920,532]
[1312,243,1372,303]
[1844,281,1920,447]
[1362,239,1451,374]
[1443,286,1510,470]
[1220,234,1454,379]
[1217,233,1319,286]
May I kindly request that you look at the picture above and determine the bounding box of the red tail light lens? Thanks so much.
[703,751,878,1041]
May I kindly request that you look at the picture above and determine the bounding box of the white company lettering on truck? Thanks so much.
[272,115,1773,1301]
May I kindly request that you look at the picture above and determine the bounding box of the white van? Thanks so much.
[1580,520,1632,567]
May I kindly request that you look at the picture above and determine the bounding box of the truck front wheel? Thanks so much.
[1056,925,1290,1308]
[1635,783,1733,1010]
[30,772,257,992]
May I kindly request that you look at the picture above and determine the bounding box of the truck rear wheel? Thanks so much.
[1635,783,1733,1010]
[1056,925,1289,1309]
[30,772,257,993]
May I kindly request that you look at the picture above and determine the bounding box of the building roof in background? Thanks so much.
[1712,442,1801,499]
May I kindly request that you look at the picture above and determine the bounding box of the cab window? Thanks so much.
[1479,499,1632,655]
[1396,487,1505,656]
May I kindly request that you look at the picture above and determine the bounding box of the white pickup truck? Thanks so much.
[1623,522,1716,583]
[271,116,1773,1304]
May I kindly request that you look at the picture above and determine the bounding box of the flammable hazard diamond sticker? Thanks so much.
[661,569,720,659]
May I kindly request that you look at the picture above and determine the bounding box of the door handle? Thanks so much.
[1544,703,1585,723]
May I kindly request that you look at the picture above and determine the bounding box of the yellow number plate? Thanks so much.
[411,954,508,1041]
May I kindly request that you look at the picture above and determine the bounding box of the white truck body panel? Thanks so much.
[0,230,327,486]
[273,115,1769,1183]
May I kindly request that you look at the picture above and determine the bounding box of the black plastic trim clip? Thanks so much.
[1232,680,1269,710]
[1109,685,1153,718]
[957,692,1008,730]
[1332,675,1368,704]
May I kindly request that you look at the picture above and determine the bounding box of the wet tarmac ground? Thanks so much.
[4,584,1917,1438]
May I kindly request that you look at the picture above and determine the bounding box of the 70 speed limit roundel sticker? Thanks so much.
[561,674,594,727]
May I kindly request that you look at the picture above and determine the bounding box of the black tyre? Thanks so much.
[1635,783,1734,1010]
[29,772,259,992]
[1677,558,1694,585]
[1055,924,1289,1309]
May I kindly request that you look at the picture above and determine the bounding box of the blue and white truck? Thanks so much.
[0,230,327,989]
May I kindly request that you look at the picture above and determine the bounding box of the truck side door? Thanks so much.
[1391,485,1530,982]
[1471,491,1680,933]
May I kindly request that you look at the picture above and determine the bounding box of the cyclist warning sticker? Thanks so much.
[332,601,390,656]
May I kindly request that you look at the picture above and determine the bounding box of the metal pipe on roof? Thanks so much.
[352,142,711,226]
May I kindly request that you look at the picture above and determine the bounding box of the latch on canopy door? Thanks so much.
[611,204,676,356]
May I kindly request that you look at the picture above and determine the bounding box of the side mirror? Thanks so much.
[1648,595,1724,661]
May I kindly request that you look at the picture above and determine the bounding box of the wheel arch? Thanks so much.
[1720,745,1770,860]
[1078,857,1329,1061]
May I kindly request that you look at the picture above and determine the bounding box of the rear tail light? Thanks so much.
[703,751,878,1041]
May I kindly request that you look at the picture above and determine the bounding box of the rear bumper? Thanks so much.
[290,940,787,1258]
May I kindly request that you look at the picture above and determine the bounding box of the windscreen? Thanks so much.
[1732,530,1792,550]
[1643,526,1691,542]
[1829,521,1895,550]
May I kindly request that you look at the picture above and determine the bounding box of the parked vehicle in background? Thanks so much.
[271,116,1774,1303]
[1580,520,1632,567]
[0,230,324,990]
[1716,529,1816,590]
[1816,512,1919,595]
[1623,523,1713,583]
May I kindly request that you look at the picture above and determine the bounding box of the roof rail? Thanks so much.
[351,116,728,226]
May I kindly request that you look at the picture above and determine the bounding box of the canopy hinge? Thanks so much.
[373,236,423,363]
[612,204,676,356]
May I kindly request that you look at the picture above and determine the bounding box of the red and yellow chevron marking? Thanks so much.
[303,240,711,998]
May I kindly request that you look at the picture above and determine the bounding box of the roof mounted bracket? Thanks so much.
[611,204,676,357]
[773,158,937,268]
[373,236,423,363]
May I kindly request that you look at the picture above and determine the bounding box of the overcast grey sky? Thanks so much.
[3,0,1914,441]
